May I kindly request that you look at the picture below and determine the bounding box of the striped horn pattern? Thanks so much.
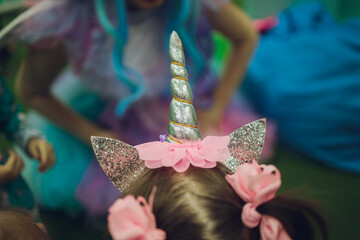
[167,31,201,143]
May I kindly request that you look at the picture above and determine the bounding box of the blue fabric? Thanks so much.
[243,2,360,173]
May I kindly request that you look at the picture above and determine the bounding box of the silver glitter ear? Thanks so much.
[167,31,201,143]
[221,119,266,172]
[90,136,146,191]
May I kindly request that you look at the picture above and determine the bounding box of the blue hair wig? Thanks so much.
[95,0,206,116]
[164,0,205,82]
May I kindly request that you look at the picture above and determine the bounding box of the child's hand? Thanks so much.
[0,150,24,185]
[27,138,55,173]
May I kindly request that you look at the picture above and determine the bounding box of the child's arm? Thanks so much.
[0,71,54,172]
[16,45,118,146]
[0,150,24,185]
[199,3,258,132]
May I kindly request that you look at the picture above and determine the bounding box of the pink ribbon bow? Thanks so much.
[135,136,230,172]
[108,189,166,240]
[225,161,291,240]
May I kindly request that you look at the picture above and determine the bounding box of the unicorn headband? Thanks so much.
[91,31,266,192]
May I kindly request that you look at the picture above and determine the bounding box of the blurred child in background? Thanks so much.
[0,46,55,211]
[0,0,273,216]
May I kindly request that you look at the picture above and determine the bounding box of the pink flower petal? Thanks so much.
[173,158,191,172]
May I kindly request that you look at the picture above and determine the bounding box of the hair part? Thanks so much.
[124,164,327,240]
[125,165,251,240]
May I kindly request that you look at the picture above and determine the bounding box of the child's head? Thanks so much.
[124,165,250,239]
[120,164,327,240]
[0,208,50,240]
[92,31,327,240]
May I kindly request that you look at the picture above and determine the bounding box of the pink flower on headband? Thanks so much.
[108,191,166,240]
[226,161,290,240]
[135,136,230,172]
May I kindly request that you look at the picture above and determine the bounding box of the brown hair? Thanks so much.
[124,164,327,240]
[0,208,50,240]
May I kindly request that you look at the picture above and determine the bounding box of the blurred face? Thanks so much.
[126,0,165,9]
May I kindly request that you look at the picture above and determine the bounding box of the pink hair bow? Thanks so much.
[135,136,230,172]
[225,161,291,240]
[108,188,166,240]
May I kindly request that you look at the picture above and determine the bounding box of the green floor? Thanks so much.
[274,149,360,239]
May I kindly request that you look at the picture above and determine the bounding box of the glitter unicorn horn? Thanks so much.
[91,31,267,191]
[167,31,201,143]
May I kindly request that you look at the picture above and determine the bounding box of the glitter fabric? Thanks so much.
[222,119,266,172]
[91,136,145,192]
[90,119,267,190]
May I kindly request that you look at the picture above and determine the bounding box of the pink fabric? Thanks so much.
[260,216,291,240]
[254,16,279,32]
[108,192,166,240]
[135,136,230,172]
[225,161,281,206]
[226,161,290,240]
[241,202,263,228]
